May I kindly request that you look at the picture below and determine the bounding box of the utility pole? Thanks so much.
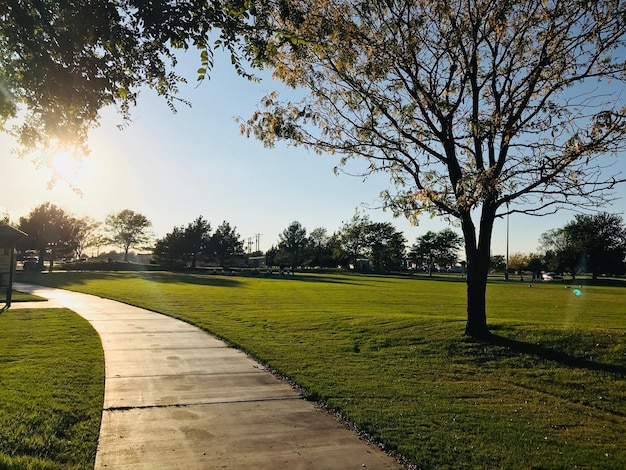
[505,203,510,281]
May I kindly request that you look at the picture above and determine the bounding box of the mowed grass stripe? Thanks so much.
[15,271,626,469]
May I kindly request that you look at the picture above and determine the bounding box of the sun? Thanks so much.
[51,152,82,181]
[46,148,87,194]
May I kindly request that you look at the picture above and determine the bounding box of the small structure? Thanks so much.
[247,255,267,269]
[0,225,27,309]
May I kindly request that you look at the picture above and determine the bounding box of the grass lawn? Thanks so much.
[0,307,104,469]
[16,270,626,469]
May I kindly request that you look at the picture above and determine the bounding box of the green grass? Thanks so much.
[0,308,104,469]
[16,271,626,469]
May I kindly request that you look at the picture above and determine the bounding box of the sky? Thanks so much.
[1,50,624,257]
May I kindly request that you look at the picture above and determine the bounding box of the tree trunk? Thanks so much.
[464,247,490,338]
[461,205,497,339]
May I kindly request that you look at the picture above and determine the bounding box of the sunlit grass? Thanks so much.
[16,271,626,468]
[0,308,104,469]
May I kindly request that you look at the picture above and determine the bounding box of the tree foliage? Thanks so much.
[1,0,269,166]
[278,220,308,267]
[411,229,463,276]
[243,0,626,337]
[184,216,212,269]
[337,212,371,267]
[507,252,530,274]
[18,202,77,268]
[337,213,406,272]
[209,220,244,268]
[153,218,243,268]
[71,216,102,260]
[153,226,186,268]
[307,227,336,267]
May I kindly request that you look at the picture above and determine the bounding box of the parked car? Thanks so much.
[542,272,563,281]
[22,256,40,271]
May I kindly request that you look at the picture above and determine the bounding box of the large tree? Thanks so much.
[277,221,308,267]
[244,0,626,337]
[307,227,336,267]
[411,229,463,276]
[183,216,212,269]
[105,209,152,262]
[365,222,406,273]
[18,202,78,269]
[1,0,267,167]
[208,221,244,268]
[337,212,371,269]
[153,226,186,268]
[71,216,102,260]
[540,227,584,277]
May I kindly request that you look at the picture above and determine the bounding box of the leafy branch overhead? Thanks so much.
[0,0,269,159]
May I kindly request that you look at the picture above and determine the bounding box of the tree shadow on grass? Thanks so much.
[139,270,366,286]
[483,330,626,376]
[16,271,242,289]
[15,269,365,289]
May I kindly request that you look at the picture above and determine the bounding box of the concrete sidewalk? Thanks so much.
[13,283,404,469]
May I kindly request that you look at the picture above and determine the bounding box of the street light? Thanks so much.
[505,203,510,281]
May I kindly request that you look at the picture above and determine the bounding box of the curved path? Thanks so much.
[13,283,403,469]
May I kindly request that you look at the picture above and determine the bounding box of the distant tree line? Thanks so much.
[7,203,152,269]
[5,203,625,277]
[263,214,406,272]
[540,213,626,279]
[262,216,465,274]
[490,213,626,279]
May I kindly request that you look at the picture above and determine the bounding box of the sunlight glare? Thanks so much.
[42,139,88,195]
[51,152,83,184]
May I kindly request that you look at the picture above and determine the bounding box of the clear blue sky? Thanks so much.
[1,50,624,256]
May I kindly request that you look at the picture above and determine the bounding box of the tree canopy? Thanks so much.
[209,220,245,268]
[278,220,308,267]
[243,0,626,337]
[18,202,77,269]
[183,216,212,269]
[412,229,463,276]
[105,209,152,261]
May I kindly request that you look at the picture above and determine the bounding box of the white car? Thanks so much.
[542,272,563,281]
